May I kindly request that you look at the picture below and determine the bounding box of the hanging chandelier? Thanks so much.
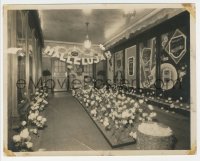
[83,22,92,49]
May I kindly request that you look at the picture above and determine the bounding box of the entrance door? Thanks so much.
[52,59,68,92]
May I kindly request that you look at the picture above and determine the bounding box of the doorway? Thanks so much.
[52,59,68,92]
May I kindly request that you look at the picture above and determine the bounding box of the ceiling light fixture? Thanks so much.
[83,22,92,49]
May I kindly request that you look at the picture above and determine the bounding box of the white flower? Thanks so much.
[41,118,47,124]
[129,132,137,139]
[168,97,172,101]
[37,98,43,103]
[127,97,131,102]
[139,99,144,104]
[122,110,131,118]
[103,120,109,127]
[130,108,136,113]
[134,102,139,108]
[35,110,39,115]
[122,120,128,125]
[33,129,38,134]
[148,105,154,110]
[149,112,157,118]
[20,128,29,139]
[101,107,106,112]
[30,106,35,110]
[147,117,152,121]
[131,115,135,119]
[37,116,42,121]
[28,113,36,120]
[107,104,111,108]
[21,121,27,126]
[34,106,39,110]
[90,101,95,106]
[170,104,175,108]
[138,108,143,113]
[129,120,133,124]
[43,100,48,104]
[13,135,21,142]
[142,113,148,117]
[90,109,97,116]
[25,141,33,149]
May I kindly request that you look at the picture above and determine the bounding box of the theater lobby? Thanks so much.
[5,5,194,153]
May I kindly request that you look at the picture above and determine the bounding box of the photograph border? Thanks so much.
[2,3,197,156]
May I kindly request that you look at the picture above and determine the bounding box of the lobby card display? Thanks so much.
[125,45,137,87]
[139,37,157,89]
[107,54,114,84]
[2,4,196,157]
[160,27,190,103]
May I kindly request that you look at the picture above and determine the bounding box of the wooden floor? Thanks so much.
[34,92,190,151]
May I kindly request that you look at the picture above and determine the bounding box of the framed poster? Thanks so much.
[164,29,187,64]
[128,57,134,76]
[140,37,156,88]
[125,45,137,87]
[107,54,114,82]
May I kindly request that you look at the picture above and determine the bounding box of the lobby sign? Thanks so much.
[128,57,134,76]
[42,45,111,65]
[165,29,187,64]
[141,48,152,80]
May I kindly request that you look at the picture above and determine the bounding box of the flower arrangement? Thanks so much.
[28,111,47,128]
[121,84,190,113]
[12,127,33,151]
[12,85,48,151]
[73,85,158,143]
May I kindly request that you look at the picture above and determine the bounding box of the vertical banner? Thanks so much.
[107,54,114,84]
[114,50,123,85]
[125,45,137,87]
[140,37,157,88]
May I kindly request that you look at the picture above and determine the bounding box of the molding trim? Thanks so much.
[44,39,99,47]
[104,8,185,49]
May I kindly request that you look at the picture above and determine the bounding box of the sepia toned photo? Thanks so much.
[3,3,196,156]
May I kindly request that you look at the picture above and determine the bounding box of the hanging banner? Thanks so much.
[42,45,111,65]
